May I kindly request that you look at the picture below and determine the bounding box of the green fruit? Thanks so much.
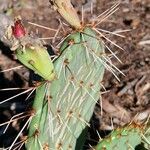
[16,45,55,81]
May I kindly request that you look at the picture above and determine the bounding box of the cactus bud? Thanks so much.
[12,19,26,39]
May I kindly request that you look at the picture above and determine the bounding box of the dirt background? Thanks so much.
[0,0,150,149]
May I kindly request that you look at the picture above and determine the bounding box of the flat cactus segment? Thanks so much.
[25,83,49,150]
[96,125,142,150]
[48,27,105,149]
[26,27,105,150]
[16,45,55,81]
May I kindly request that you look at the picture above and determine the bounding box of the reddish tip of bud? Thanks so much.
[12,19,26,39]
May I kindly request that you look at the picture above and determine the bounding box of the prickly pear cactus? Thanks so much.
[25,27,105,149]
[3,1,146,150]
[96,124,143,150]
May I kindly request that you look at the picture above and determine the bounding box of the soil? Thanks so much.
[0,0,149,149]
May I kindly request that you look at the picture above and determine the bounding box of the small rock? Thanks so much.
[131,18,140,29]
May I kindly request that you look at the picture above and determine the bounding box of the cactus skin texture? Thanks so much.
[96,124,142,150]
[25,27,105,149]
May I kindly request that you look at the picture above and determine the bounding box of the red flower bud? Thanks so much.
[12,19,26,39]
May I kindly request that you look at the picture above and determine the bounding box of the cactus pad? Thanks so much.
[96,124,142,150]
[25,27,105,149]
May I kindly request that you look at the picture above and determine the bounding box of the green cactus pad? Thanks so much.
[26,27,105,150]
[16,45,55,81]
[25,83,49,150]
[96,125,142,150]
